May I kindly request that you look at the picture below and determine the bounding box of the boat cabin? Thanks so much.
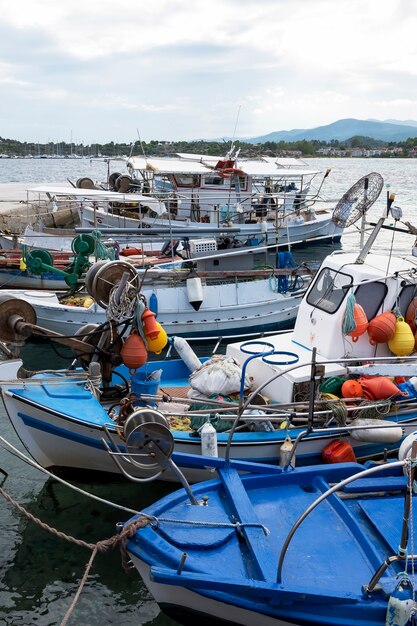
[125,155,324,226]
[227,250,417,403]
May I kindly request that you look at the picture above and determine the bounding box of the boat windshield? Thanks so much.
[306,267,352,313]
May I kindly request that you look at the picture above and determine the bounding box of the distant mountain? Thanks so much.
[247,118,417,143]
[382,119,417,128]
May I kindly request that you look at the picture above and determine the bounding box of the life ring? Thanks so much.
[220,167,245,179]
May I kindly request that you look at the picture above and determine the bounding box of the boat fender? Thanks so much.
[171,336,201,373]
[279,436,295,469]
[398,431,417,463]
[149,292,158,317]
[186,271,203,311]
[349,418,403,443]
[385,574,417,626]
[200,421,218,457]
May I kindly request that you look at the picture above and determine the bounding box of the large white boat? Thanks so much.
[79,152,344,246]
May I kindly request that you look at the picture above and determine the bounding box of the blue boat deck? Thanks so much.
[127,463,413,625]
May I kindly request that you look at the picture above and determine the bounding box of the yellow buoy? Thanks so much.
[388,317,415,356]
[146,322,168,354]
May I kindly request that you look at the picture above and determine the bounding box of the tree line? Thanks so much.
[1,135,417,158]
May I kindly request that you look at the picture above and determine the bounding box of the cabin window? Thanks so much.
[398,284,417,316]
[230,176,248,191]
[306,267,352,313]
[173,174,200,188]
[202,174,225,186]
[354,281,388,320]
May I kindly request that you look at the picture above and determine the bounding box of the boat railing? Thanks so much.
[276,445,417,588]
[223,347,417,461]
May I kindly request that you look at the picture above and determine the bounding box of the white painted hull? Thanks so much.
[2,280,305,337]
[132,560,296,626]
[2,375,416,482]
[81,205,343,245]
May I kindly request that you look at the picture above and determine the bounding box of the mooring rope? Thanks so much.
[0,483,150,626]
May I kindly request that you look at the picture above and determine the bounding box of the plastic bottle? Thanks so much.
[200,421,218,457]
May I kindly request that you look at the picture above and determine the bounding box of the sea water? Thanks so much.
[0,156,417,625]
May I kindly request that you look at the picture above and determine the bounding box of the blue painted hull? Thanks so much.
[2,360,417,481]
[125,461,415,626]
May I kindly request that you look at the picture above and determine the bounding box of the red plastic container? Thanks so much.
[322,440,357,464]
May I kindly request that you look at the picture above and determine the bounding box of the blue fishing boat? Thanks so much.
[120,438,417,626]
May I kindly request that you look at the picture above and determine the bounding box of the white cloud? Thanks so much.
[1,0,417,141]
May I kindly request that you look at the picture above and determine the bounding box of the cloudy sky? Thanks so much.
[1,0,416,144]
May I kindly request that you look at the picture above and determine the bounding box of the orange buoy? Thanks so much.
[406,297,417,333]
[120,247,143,257]
[120,330,148,373]
[358,376,404,400]
[141,307,160,340]
[341,379,363,399]
[388,317,415,356]
[367,311,396,345]
[348,304,368,342]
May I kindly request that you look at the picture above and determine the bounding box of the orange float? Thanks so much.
[406,297,417,333]
[348,304,368,342]
[120,330,148,373]
[358,376,405,400]
[120,247,143,256]
[141,307,160,340]
[366,311,396,345]
[341,379,363,398]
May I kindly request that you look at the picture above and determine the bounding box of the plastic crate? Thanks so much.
[189,239,218,254]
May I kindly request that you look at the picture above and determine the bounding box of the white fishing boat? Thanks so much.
[1,191,417,484]
[79,153,343,246]
[0,245,311,336]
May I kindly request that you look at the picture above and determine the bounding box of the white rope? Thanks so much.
[106,281,138,323]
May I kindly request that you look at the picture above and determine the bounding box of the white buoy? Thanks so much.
[172,336,201,372]
[398,431,417,461]
[349,418,403,444]
[385,575,416,626]
[279,436,295,468]
[200,421,218,457]
[186,270,203,311]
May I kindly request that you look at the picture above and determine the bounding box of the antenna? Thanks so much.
[227,105,241,159]
[136,128,147,158]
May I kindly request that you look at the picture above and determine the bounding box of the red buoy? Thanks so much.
[367,311,396,345]
[120,330,148,373]
[141,307,160,340]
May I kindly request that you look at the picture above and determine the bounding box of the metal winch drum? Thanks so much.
[85,260,140,308]
[123,408,173,470]
[0,294,37,342]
